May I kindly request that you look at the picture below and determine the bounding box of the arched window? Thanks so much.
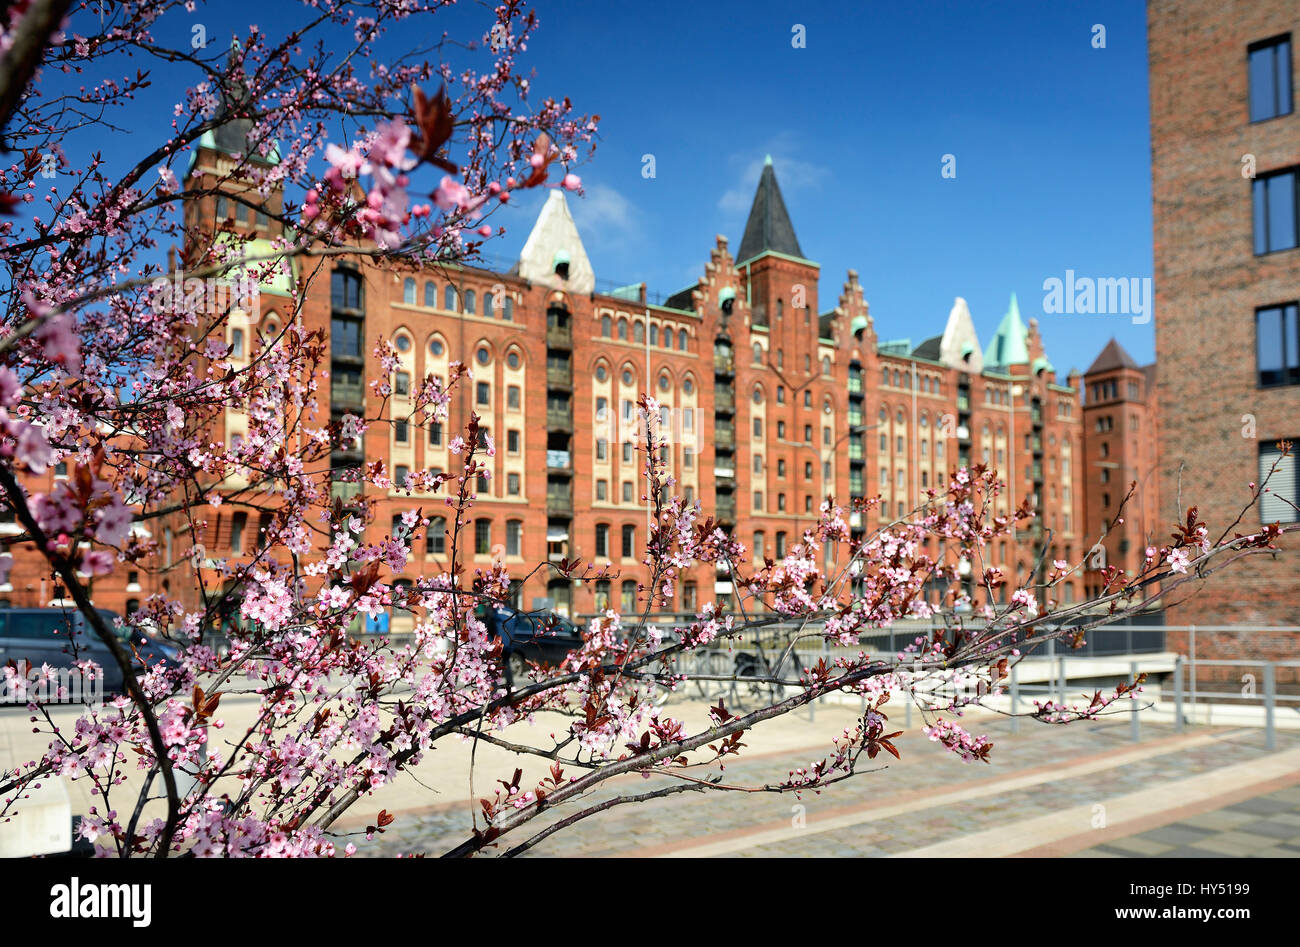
[483,293,495,318]
[617,318,628,340]
[882,367,890,385]
[503,296,514,321]
[601,315,611,337]
[678,328,688,350]
[633,320,645,343]
[464,289,476,315]
[403,277,416,304]
[424,281,436,307]
[443,285,458,311]
[649,324,659,346]
[822,356,831,376]
[753,342,763,364]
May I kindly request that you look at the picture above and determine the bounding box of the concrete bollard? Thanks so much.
[0,776,72,857]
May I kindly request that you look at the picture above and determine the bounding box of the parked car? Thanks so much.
[475,604,585,685]
[0,607,181,703]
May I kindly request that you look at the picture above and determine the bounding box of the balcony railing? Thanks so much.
[714,466,735,479]
[848,442,864,461]
[546,409,574,430]
[546,364,573,388]
[546,488,572,516]
[847,375,863,395]
[714,388,735,412]
[546,449,572,469]
[957,394,970,412]
[545,326,573,349]
[715,426,736,449]
[716,494,736,522]
[331,381,365,409]
[713,353,735,375]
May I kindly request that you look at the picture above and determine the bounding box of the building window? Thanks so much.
[464,290,477,315]
[595,523,609,558]
[506,519,522,557]
[476,381,490,405]
[231,328,245,358]
[596,438,608,461]
[621,581,636,613]
[1257,302,1300,387]
[503,296,514,321]
[775,531,787,557]
[595,580,611,610]
[1250,35,1293,123]
[394,371,410,396]
[395,464,409,484]
[429,421,442,446]
[474,519,491,555]
[507,473,520,495]
[1253,167,1299,255]
[331,269,363,310]
[1259,441,1299,523]
[622,481,633,502]
[621,524,636,558]
[508,429,521,453]
[507,385,521,410]
[403,277,416,304]
[679,329,688,350]
[753,531,765,559]
[395,420,409,443]
[427,517,446,555]
[230,512,246,552]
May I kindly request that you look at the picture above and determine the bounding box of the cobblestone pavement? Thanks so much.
[352,717,1300,858]
[1075,785,1300,858]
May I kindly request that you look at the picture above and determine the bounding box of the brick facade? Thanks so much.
[1149,0,1300,639]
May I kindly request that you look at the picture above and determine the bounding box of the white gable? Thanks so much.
[938,297,984,373]
[517,189,595,295]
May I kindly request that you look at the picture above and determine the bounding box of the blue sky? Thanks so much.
[59,0,1156,371]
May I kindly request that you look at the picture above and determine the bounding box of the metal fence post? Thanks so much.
[1173,654,1184,733]
[1130,660,1141,743]
[1058,655,1067,706]
[1264,661,1276,751]
[1189,624,1197,726]
[1010,662,1020,735]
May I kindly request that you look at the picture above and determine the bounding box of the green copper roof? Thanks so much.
[850,314,868,335]
[1032,355,1054,375]
[984,293,1030,369]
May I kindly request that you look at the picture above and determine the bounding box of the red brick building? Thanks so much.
[8,143,1155,630]
[1148,0,1300,644]
[1081,339,1160,596]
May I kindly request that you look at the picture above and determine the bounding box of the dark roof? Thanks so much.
[1085,338,1140,375]
[735,159,804,263]
[911,335,943,361]
[818,311,837,340]
[664,286,696,311]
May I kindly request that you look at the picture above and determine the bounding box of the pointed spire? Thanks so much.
[984,293,1031,369]
[1085,337,1140,375]
[735,159,804,263]
[517,189,595,294]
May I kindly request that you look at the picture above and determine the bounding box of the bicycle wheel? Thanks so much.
[692,651,732,702]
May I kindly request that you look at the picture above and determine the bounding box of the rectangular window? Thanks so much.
[476,382,491,405]
[508,429,521,453]
[595,523,609,558]
[1257,302,1300,387]
[1250,35,1293,122]
[394,372,410,396]
[622,481,633,502]
[429,422,442,446]
[395,420,408,443]
[1259,442,1299,523]
[506,520,522,557]
[621,524,635,558]
[596,479,607,501]
[596,438,608,461]
[330,316,363,358]
[1253,168,1299,255]
[507,472,520,495]
[474,519,491,555]
[507,385,521,410]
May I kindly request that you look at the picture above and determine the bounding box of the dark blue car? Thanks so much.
[0,607,181,703]
[475,603,584,685]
